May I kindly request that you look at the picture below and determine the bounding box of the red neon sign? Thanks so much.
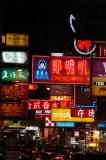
[0,102,27,117]
[32,56,90,84]
[77,40,91,52]
[28,99,74,110]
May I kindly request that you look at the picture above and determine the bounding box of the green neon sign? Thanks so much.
[1,68,29,82]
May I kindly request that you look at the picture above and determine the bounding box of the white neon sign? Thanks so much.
[2,51,27,64]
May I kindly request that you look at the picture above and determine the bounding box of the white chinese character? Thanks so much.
[88,109,95,117]
[2,70,8,79]
[77,109,84,117]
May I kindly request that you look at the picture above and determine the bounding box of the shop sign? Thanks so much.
[1,84,28,99]
[92,58,106,96]
[2,51,28,64]
[100,44,106,57]
[92,78,106,96]
[28,99,74,110]
[0,102,27,117]
[75,105,95,109]
[1,68,29,82]
[35,110,51,116]
[51,108,94,122]
[56,122,75,127]
[32,56,90,84]
[6,33,28,46]
[44,117,55,127]
[71,108,95,118]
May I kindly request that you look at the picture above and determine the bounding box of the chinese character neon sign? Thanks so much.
[74,39,96,55]
[32,56,90,84]
[1,68,29,82]
[69,14,96,55]
[28,99,74,110]
[71,108,95,118]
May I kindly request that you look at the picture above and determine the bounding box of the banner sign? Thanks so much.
[6,33,28,47]
[0,84,28,99]
[1,68,29,82]
[32,56,90,84]
[51,109,94,122]
[92,58,106,96]
[0,102,27,117]
[28,99,74,110]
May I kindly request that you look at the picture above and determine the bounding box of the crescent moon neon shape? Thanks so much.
[69,14,76,33]
[74,39,96,55]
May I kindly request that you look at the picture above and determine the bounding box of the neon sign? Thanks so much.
[69,14,96,55]
[32,56,90,84]
[74,39,96,55]
[1,68,29,82]
[28,99,74,110]
[71,108,95,118]
[0,102,27,117]
[69,14,76,33]
[1,84,28,99]
[56,122,75,127]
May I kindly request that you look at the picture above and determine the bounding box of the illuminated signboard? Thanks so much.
[100,44,106,57]
[35,110,51,117]
[71,108,95,118]
[45,117,55,127]
[0,102,27,117]
[69,14,96,55]
[1,68,29,82]
[98,122,106,128]
[74,39,96,55]
[75,105,95,109]
[28,100,74,110]
[0,84,28,99]
[2,51,28,64]
[56,122,75,127]
[6,33,28,47]
[92,58,106,96]
[51,108,94,122]
[32,56,90,84]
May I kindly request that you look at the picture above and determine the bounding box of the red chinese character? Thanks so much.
[42,101,50,110]
[51,101,59,108]
[60,101,67,108]
[65,60,75,75]
[33,101,40,110]
[28,102,32,110]
[77,60,89,75]
[77,40,91,52]
[51,59,62,74]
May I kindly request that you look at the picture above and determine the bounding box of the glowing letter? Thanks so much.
[65,59,75,75]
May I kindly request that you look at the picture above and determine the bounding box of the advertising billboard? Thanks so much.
[92,58,106,96]
[2,51,28,64]
[32,56,90,84]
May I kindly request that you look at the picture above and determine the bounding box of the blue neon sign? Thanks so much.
[56,122,75,127]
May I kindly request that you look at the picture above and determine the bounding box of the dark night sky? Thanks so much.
[2,0,106,54]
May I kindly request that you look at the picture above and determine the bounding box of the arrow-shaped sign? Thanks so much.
[69,14,76,33]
